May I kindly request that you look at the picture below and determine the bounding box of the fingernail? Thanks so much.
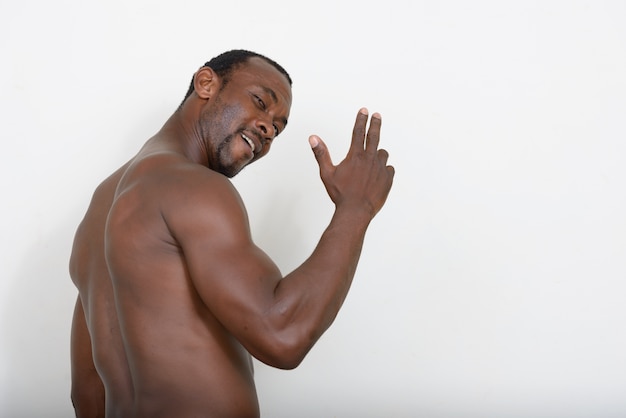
[359,107,368,115]
[308,135,319,148]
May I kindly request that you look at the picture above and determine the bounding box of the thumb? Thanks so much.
[308,135,333,174]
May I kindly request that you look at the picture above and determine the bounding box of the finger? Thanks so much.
[366,113,382,153]
[349,108,369,155]
[377,148,389,165]
[309,135,334,175]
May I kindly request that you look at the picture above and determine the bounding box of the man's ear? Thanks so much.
[193,67,219,100]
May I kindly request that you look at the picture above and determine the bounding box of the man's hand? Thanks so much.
[309,108,395,219]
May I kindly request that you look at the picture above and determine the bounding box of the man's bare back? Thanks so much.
[70,50,394,417]
[70,162,133,417]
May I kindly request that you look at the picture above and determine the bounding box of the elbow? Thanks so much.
[252,330,315,370]
[270,345,308,370]
[262,349,308,371]
[246,300,326,369]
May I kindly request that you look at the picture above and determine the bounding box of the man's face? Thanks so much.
[201,57,292,177]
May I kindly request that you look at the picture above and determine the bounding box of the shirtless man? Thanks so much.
[69,49,394,417]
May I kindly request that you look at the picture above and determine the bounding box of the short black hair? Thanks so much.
[180,49,292,108]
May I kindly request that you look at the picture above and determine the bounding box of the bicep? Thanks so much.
[191,237,283,327]
[167,182,284,340]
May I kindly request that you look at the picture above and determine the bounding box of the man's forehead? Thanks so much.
[231,58,292,107]
[234,58,290,89]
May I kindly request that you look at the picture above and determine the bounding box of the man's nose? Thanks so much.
[256,117,275,140]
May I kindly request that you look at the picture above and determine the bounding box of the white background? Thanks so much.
[1,1,625,417]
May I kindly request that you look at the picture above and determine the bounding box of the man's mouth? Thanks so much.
[242,133,255,153]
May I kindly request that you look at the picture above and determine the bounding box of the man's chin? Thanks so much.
[218,162,247,178]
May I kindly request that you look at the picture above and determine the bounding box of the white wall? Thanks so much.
[2,1,625,417]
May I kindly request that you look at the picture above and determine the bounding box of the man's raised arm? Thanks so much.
[176,108,394,369]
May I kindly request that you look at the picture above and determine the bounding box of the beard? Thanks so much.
[199,113,250,178]
[215,133,245,178]
[199,96,253,178]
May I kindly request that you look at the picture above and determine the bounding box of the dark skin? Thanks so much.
[70,56,394,417]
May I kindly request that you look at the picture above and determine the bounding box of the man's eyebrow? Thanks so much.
[262,86,278,103]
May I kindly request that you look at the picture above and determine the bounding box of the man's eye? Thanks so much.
[255,95,266,109]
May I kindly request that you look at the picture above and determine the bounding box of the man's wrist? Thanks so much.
[334,201,375,226]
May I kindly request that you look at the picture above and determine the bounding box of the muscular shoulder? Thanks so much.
[114,152,251,247]
[114,152,235,204]
[164,165,251,249]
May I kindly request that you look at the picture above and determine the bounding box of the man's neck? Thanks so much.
[156,106,211,167]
